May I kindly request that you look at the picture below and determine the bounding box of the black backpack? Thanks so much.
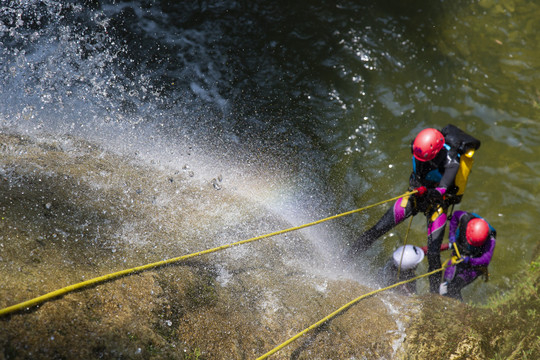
[441,124,481,197]
[441,124,481,154]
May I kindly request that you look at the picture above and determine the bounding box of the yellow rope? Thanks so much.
[257,258,461,360]
[0,190,416,317]
[452,242,462,259]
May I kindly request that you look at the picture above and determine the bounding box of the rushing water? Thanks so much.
[1,0,539,307]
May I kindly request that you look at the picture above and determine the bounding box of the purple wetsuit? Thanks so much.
[444,211,496,299]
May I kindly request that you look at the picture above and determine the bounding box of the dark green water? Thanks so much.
[321,0,540,301]
[1,0,539,304]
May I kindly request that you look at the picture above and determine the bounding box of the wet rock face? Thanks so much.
[1,132,538,359]
[0,132,418,359]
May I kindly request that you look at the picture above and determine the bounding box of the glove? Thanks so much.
[414,186,427,196]
[448,236,456,245]
[427,188,444,204]
[462,256,470,264]
[439,282,448,295]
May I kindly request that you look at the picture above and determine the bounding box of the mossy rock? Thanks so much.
[0,132,538,359]
[402,257,540,360]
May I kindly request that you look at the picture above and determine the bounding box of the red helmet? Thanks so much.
[466,218,490,247]
[412,128,445,162]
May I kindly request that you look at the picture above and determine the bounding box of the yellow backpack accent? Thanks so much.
[455,149,475,196]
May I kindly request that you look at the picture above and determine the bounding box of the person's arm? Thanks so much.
[448,210,467,243]
[437,158,460,194]
[468,237,496,267]
[409,158,422,188]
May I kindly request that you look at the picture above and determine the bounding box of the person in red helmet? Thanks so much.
[351,125,480,294]
[440,211,496,301]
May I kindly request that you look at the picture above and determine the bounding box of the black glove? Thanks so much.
[427,188,444,205]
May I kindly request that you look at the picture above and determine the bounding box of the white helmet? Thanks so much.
[392,245,425,270]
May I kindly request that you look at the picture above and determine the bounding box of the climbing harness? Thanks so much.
[0,190,417,317]
[256,258,461,360]
[429,204,446,223]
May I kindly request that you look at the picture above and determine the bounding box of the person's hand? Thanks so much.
[427,188,443,204]
[462,256,470,264]
[414,186,427,196]
[448,236,456,245]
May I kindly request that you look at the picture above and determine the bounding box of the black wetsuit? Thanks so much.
[351,139,461,293]
[378,259,417,296]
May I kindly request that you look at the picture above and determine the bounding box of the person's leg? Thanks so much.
[350,196,413,254]
[426,208,447,293]
[447,266,482,298]
[446,275,472,301]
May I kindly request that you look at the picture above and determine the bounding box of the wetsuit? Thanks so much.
[351,137,461,293]
[378,260,417,296]
[443,211,496,300]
